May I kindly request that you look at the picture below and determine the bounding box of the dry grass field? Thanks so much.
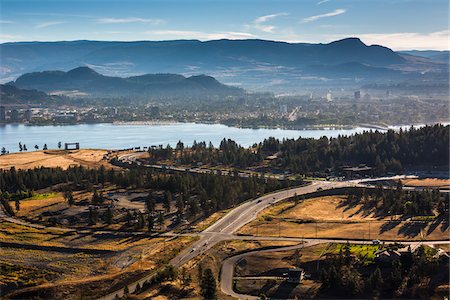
[0,218,196,299]
[402,178,450,188]
[0,149,110,170]
[239,196,449,241]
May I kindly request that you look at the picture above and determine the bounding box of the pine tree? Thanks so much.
[200,269,217,300]
[147,214,154,232]
[157,211,164,229]
[163,191,172,212]
[63,189,74,206]
[105,206,113,224]
[145,194,155,212]
[369,267,383,292]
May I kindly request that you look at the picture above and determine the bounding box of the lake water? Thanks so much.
[0,123,374,153]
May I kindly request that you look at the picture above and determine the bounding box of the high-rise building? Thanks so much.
[24,109,32,121]
[279,104,288,115]
[326,91,332,102]
[0,106,5,122]
[354,90,361,100]
[10,109,19,122]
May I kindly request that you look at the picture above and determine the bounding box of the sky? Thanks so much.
[1,0,449,50]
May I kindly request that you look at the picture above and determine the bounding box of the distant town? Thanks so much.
[1,88,448,129]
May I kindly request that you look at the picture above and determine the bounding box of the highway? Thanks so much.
[98,180,357,300]
[2,159,445,300]
[97,174,440,300]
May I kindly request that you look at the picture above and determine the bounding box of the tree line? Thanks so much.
[0,165,294,219]
[320,243,448,298]
[263,124,449,175]
[145,124,449,176]
[347,184,449,217]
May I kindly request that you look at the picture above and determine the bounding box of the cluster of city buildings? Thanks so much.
[0,106,33,123]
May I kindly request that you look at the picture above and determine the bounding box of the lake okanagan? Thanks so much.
[1,123,376,153]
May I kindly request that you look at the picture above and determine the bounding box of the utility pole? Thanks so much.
[315,222,318,239]
[368,221,371,240]
[278,219,280,237]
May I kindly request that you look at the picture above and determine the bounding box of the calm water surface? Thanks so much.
[0,123,374,153]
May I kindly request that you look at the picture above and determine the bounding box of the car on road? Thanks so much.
[372,239,381,245]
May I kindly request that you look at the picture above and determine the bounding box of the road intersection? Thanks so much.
[2,170,447,300]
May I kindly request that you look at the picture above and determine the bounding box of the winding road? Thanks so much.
[3,170,447,300]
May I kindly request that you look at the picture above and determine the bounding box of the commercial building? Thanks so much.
[24,109,32,121]
[10,109,19,122]
[0,106,5,122]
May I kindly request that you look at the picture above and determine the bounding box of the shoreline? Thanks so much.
[5,119,446,131]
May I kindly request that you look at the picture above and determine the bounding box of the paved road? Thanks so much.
[170,180,359,268]
[3,172,442,300]
[99,180,351,300]
[98,175,435,300]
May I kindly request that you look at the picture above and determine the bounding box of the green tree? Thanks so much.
[157,211,164,229]
[147,214,154,232]
[163,191,172,212]
[200,269,217,300]
[105,206,114,224]
[63,189,74,206]
[368,267,383,293]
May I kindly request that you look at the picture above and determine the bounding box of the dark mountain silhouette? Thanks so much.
[0,84,53,104]
[1,38,444,91]
[11,66,242,97]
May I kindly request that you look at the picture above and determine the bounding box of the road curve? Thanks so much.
[220,237,450,299]
[220,241,319,300]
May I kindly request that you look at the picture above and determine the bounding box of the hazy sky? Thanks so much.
[1,0,449,50]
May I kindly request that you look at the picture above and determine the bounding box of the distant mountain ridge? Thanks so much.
[0,84,53,104]
[399,50,450,63]
[1,38,446,91]
[10,66,242,98]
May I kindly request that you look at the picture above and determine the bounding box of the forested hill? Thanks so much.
[10,66,243,98]
[262,124,449,174]
[2,124,446,178]
[0,84,55,104]
[145,124,449,176]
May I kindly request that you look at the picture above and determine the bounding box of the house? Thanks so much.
[375,249,401,264]
[342,165,373,179]
[286,268,304,284]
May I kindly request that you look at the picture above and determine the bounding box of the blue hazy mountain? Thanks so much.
[399,50,450,63]
[11,66,242,97]
[1,38,446,91]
